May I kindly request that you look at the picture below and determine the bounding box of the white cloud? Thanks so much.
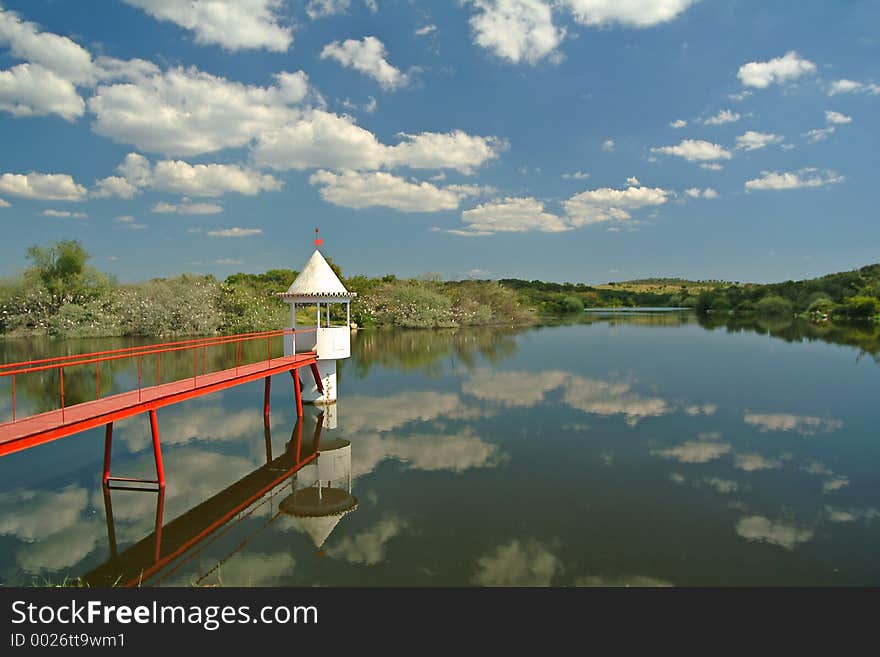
[743,411,843,434]
[684,187,717,199]
[88,66,309,156]
[827,79,880,96]
[803,127,835,143]
[467,0,565,65]
[737,51,816,89]
[651,139,732,161]
[309,169,486,212]
[602,139,615,152]
[252,110,386,171]
[735,515,813,550]
[652,440,731,463]
[824,506,880,523]
[386,130,506,174]
[252,111,503,174]
[561,0,699,27]
[463,370,570,406]
[0,7,95,84]
[822,476,848,492]
[122,0,292,52]
[206,227,262,237]
[91,175,140,199]
[703,478,739,494]
[728,90,753,101]
[562,171,590,179]
[0,486,88,541]
[825,110,852,125]
[353,429,504,478]
[564,184,671,226]
[113,215,147,229]
[321,36,408,90]
[734,453,783,471]
[152,160,281,197]
[111,153,281,197]
[472,539,562,586]
[626,176,640,186]
[152,200,224,214]
[0,198,9,207]
[455,197,569,235]
[735,130,783,151]
[669,119,687,128]
[415,24,437,36]
[343,391,463,435]
[703,109,740,125]
[306,0,351,19]
[41,209,86,218]
[744,169,844,192]
[0,63,84,120]
[700,163,723,171]
[327,516,407,565]
[0,172,87,201]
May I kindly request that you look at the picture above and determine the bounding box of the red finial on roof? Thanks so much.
[314,226,323,247]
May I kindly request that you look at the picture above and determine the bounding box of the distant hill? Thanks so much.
[694,262,880,319]
[595,278,727,294]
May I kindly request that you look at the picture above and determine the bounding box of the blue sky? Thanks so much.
[0,1,878,284]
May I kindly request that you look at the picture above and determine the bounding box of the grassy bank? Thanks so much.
[2,240,878,338]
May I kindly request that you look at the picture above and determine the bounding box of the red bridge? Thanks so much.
[0,330,321,489]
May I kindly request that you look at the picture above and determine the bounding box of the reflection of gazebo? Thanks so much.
[279,437,357,548]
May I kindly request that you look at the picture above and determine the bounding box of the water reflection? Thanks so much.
[349,326,520,377]
[84,411,327,586]
[0,315,878,585]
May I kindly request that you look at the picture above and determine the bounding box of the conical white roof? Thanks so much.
[296,515,346,548]
[279,250,354,299]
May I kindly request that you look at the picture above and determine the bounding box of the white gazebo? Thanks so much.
[278,249,356,404]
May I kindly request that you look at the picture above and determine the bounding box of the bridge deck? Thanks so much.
[0,353,317,457]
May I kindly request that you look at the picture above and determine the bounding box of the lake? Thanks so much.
[1,313,878,586]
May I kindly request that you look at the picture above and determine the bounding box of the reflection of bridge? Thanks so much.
[85,413,327,587]
[0,330,322,489]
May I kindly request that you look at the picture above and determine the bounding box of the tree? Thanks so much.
[24,239,112,309]
[755,295,794,317]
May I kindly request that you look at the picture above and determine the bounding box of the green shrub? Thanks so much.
[755,295,794,317]
[837,295,880,319]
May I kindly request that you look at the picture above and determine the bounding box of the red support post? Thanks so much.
[95,363,101,399]
[59,367,65,422]
[11,374,15,422]
[153,487,165,562]
[293,367,303,417]
[149,410,166,489]
[263,376,271,419]
[103,422,113,485]
[309,362,324,393]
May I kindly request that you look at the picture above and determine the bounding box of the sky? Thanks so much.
[0,0,878,285]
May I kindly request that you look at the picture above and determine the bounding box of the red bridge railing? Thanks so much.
[0,329,315,425]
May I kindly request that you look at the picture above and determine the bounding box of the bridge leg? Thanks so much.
[263,376,271,419]
[293,367,303,417]
[102,484,118,558]
[102,422,113,485]
[309,362,324,393]
[153,487,165,562]
[149,410,166,489]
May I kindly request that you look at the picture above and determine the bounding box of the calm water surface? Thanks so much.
[1,313,878,586]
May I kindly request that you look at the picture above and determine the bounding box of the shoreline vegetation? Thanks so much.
[0,240,878,339]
